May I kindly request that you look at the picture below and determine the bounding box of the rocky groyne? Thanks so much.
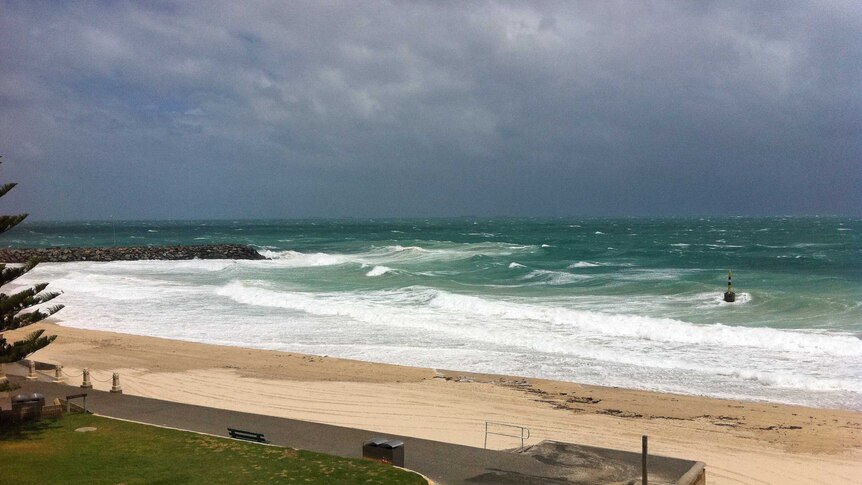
[0,244,266,263]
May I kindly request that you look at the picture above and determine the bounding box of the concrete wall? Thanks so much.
[677,462,706,485]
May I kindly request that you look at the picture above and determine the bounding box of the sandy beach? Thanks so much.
[10,321,862,484]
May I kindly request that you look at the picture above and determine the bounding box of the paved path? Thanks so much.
[6,375,700,484]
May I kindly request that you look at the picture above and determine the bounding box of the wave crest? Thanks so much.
[366,265,394,277]
[569,261,600,268]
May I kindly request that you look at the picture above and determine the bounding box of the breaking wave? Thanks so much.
[521,270,588,285]
[366,265,394,277]
[215,282,861,358]
[256,243,537,267]
[208,282,862,399]
[569,261,600,268]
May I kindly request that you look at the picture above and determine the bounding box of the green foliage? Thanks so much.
[0,330,57,363]
[0,155,62,362]
[0,414,427,484]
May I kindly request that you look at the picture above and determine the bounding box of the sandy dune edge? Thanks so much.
[8,322,861,484]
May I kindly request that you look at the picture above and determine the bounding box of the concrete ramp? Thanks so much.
[480,440,704,485]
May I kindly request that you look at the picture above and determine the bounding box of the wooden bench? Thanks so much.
[227,428,267,443]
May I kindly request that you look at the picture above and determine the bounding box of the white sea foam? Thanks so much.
[366,265,394,277]
[718,369,861,394]
[426,290,862,357]
[568,261,600,268]
[615,269,698,281]
[257,243,536,267]
[389,245,429,253]
[210,283,862,397]
[42,259,237,274]
[521,270,587,285]
[21,254,862,409]
[508,262,526,269]
[258,250,351,266]
[48,272,204,301]
[413,270,461,276]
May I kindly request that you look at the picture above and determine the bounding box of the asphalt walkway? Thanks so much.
[5,374,700,484]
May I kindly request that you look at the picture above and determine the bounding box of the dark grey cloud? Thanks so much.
[1,0,860,219]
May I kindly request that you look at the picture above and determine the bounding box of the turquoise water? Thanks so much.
[7,217,862,409]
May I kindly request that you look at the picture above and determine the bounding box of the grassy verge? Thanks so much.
[0,413,426,484]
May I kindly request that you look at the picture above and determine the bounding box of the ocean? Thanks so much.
[6,217,861,410]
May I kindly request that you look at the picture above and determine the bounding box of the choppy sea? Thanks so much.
[7,217,862,410]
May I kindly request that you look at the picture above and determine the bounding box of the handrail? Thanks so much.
[65,393,88,413]
[484,420,531,449]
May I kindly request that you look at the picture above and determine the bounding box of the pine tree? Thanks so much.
[0,156,63,363]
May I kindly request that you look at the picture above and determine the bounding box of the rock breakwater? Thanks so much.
[0,244,266,262]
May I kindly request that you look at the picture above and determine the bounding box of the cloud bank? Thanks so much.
[1,1,860,219]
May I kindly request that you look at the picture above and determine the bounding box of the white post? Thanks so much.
[110,372,123,394]
[54,365,64,383]
[0,362,7,384]
[27,360,38,380]
[81,368,93,389]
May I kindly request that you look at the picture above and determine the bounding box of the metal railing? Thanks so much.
[484,421,530,449]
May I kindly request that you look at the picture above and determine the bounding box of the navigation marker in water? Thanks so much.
[723,269,735,302]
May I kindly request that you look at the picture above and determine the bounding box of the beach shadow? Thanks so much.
[0,416,63,441]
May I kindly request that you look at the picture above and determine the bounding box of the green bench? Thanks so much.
[227,428,267,443]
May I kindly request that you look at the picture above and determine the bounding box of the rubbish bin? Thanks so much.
[11,393,45,408]
[362,437,405,467]
[9,393,46,422]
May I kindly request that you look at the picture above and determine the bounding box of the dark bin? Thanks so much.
[8,393,47,423]
[11,393,45,408]
[362,437,405,467]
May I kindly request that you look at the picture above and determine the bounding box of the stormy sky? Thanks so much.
[1,1,860,220]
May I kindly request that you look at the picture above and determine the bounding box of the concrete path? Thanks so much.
[6,376,700,484]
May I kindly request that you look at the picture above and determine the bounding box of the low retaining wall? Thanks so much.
[0,244,266,262]
[0,403,63,424]
[678,462,707,485]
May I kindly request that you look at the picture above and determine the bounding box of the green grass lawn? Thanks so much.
[0,413,426,484]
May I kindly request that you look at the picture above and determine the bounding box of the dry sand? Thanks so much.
[10,322,862,484]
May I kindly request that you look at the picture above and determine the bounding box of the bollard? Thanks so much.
[110,372,123,394]
[27,360,38,380]
[642,435,648,485]
[0,362,7,383]
[81,368,93,389]
[54,365,64,383]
